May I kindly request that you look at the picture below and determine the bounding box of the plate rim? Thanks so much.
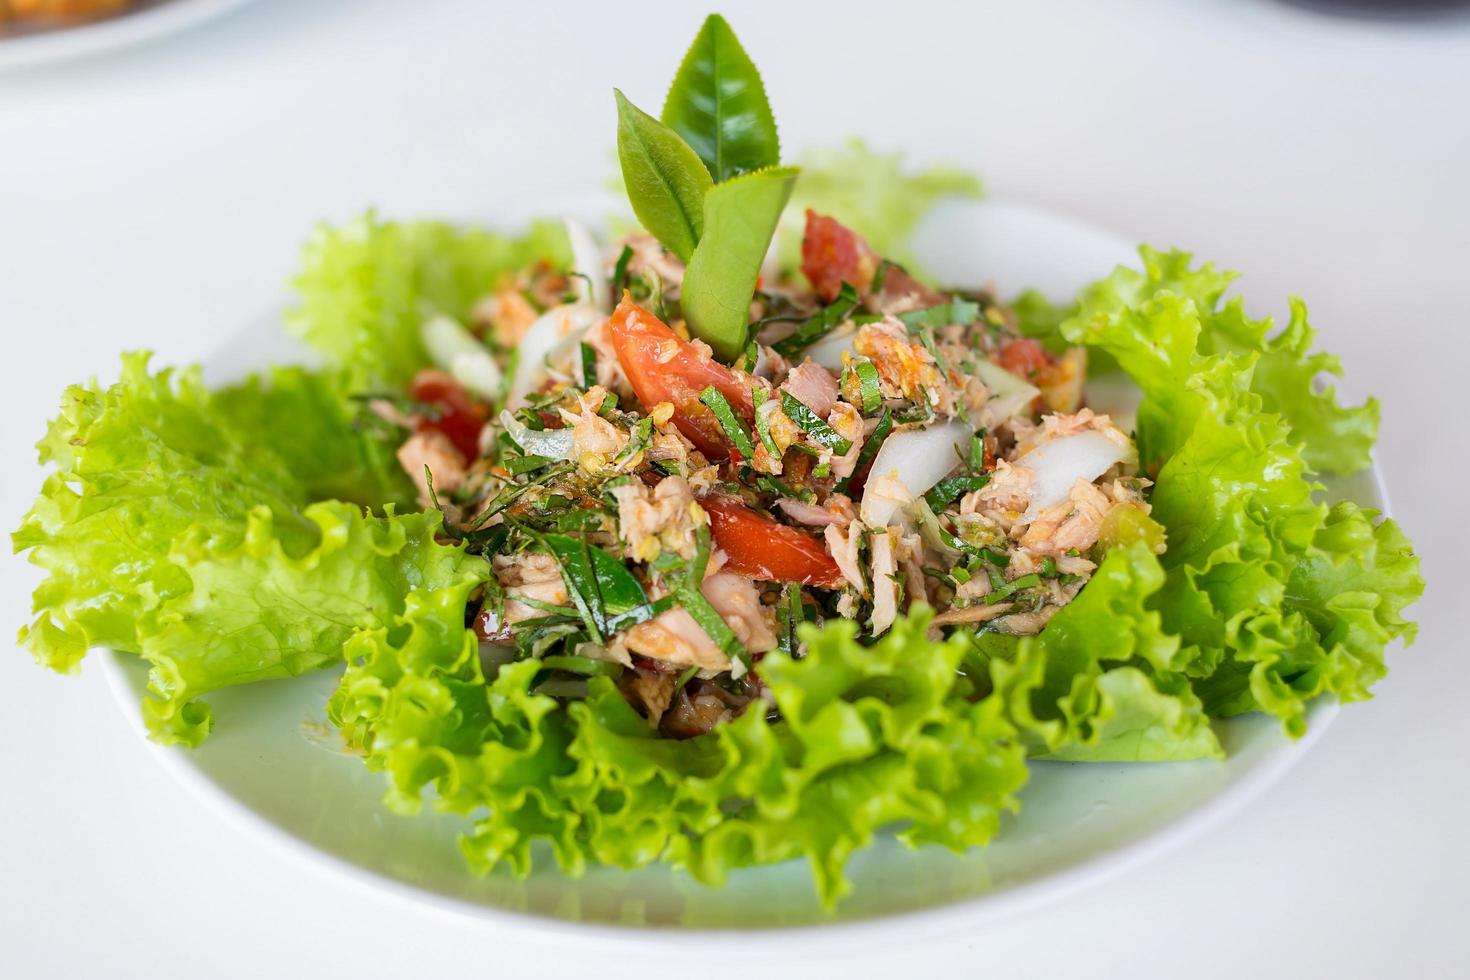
[95,194,1380,946]
[0,0,255,72]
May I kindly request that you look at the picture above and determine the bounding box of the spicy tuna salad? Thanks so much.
[381,209,1149,739]
[14,13,1421,906]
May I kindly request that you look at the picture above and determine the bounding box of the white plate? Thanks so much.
[98,197,1385,944]
[0,0,254,71]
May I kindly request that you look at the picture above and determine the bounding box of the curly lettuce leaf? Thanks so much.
[976,535,1222,763]
[776,138,982,273]
[213,366,412,507]
[1064,250,1422,735]
[1069,246,1379,474]
[330,605,1029,907]
[288,212,569,390]
[13,352,480,745]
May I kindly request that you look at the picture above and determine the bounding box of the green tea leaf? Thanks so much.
[661,14,780,182]
[614,89,713,263]
[682,166,798,360]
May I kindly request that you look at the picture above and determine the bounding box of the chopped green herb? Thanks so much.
[699,385,756,457]
[836,408,892,493]
[610,244,634,299]
[870,258,894,293]
[676,525,749,666]
[967,432,987,472]
[612,416,654,468]
[923,566,958,591]
[537,532,659,643]
[580,342,597,389]
[851,358,882,413]
[422,465,444,513]
[777,581,804,656]
[1039,556,1058,577]
[540,654,623,677]
[771,282,860,359]
[924,474,990,511]
[504,454,553,476]
[985,573,1041,605]
[751,471,803,499]
[897,299,981,332]
[781,391,851,455]
[751,386,781,458]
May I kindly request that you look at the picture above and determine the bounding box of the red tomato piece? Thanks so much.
[995,337,1056,381]
[702,496,845,589]
[801,209,878,303]
[409,369,487,460]
[606,295,752,459]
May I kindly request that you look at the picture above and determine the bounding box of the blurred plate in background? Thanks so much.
[0,0,253,70]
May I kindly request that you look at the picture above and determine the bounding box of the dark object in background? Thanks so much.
[1278,0,1470,19]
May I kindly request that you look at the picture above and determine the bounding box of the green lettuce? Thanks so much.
[1069,246,1379,474]
[330,604,1028,907]
[13,353,483,745]
[776,138,982,272]
[288,212,570,390]
[976,535,1222,763]
[1064,249,1422,735]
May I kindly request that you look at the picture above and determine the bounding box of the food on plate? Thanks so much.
[13,14,1422,906]
[0,0,133,30]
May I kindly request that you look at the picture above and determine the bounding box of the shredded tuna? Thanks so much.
[994,604,1062,636]
[780,359,839,418]
[397,430,466,504]
[896,531,928,611]
[777,497,851,526]
[824,521,866,592]
[621,668,679,727]
[661,688,734,739]
[559,385,628,467]
[853,316,952,411]
[620,608,731,672]
[1017,479,1113,555]
[869,529,899,635]
[492,553,571,624]
[611,476,704,562]
[701,572,777,653]
[931,603,1013,627]
[826,402,866,478]
[969,459,1032,530]
[472,286,539,347]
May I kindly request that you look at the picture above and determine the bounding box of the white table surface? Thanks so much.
[2,1,1466,977]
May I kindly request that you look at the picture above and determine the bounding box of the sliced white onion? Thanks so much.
[803,324,859,371]
[859,420,971,529]
[1019,431,1133,521]
[973,358,1041,428]
[421,313,503,400]
[507,302,603,408]
[498,409,575,460]
[564,218,610,311]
